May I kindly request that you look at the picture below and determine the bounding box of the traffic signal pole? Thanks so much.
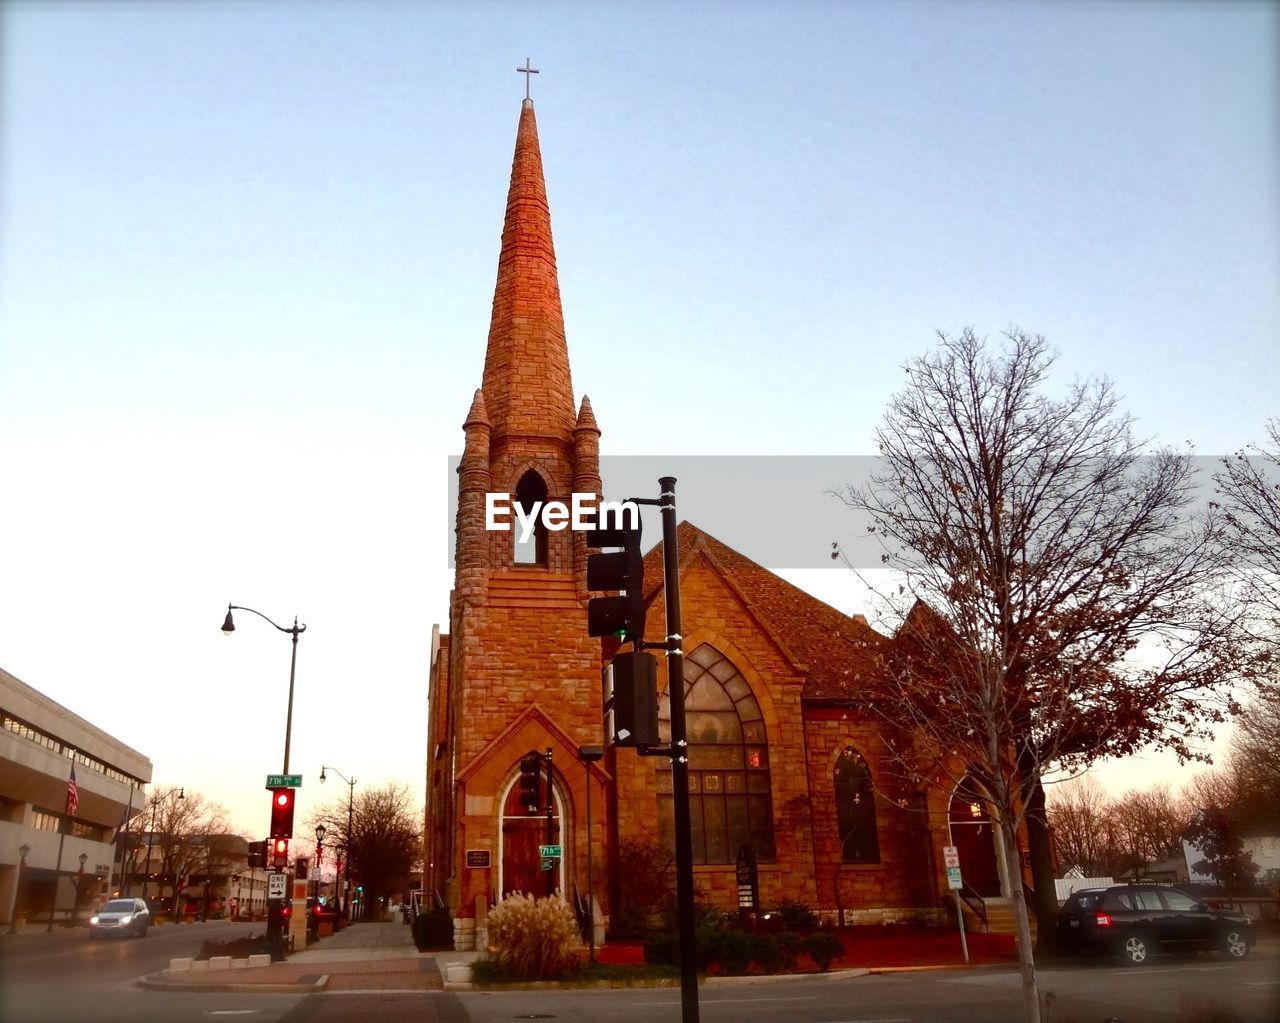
[658,477,699,1023]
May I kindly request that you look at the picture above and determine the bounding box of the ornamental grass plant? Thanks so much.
[486,891,581,980]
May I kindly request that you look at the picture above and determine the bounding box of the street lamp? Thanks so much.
[8,844,30,934]
[319,766,355,915]
[222,603,306,773]
[76,853,88,925]
[314,824,326,900]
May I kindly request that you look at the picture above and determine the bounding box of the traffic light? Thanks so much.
[272,837,289,868]
[518,751,542,814]
[247,840,268,869]
[585,514,645,642]
[270,788,295,838]
[603,651,660,747]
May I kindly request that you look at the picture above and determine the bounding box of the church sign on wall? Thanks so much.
[465,849,491,868]
[736,845,759,912]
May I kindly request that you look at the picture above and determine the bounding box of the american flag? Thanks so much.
[66,765,79,816]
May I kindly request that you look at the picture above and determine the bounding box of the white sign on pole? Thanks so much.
[943,845,960,869]
[268,872,287,900]
[310,867,321,881]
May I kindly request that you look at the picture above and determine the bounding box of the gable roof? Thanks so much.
[641,521,887,701]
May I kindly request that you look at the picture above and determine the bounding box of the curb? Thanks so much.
[867,963,1014,974]
[136,971,328,994]
[704,968,870,985]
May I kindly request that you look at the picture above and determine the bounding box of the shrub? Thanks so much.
[613,839,676,937]
[773,899,820,933]
[776,930,803,971]
[803,931,844,972]
[486,892,580,981]
[412,907,454,951]
[643,931,680,966]
[748,932,783,974]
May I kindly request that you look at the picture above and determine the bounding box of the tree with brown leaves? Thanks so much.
[840,328,1244,1022]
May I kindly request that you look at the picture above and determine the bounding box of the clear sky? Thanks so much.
[1,0,1276,837]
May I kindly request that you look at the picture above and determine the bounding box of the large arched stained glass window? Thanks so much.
[835,746,880,863]
[657,645,775,864]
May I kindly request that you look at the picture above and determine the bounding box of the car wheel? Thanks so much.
[1220,930,1249,960]
[1121,935,1149,964]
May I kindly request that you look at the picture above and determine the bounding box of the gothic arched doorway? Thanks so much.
[500,775,563,898]
[948,786,1001,897]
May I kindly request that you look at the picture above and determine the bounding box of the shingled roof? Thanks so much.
[641,521,887,702]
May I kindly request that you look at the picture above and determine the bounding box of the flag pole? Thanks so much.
[48,761,78,931]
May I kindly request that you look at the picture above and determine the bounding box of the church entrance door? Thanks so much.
[500,780,562,899]
[948,789,1001,897]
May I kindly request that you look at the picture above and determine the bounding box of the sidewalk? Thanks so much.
[139,920,482,994]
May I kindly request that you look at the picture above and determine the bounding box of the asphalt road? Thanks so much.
[0,927,1276,1023]
[0,920,308,1023]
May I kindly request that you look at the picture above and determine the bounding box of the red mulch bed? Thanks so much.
[600,926,1018,971]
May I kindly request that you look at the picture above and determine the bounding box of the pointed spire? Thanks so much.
[574,395,599,434]
[464,388,491,429]
[480,101,576,442]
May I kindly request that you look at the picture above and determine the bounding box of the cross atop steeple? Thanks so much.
[516,58,539,100]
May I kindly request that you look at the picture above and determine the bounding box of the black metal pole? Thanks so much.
[544,747,555,897]
[283,622,299,774]
[659,476,699,1023]
[345,782,354,915]
[47,830,66,932]
[585,760,594,961]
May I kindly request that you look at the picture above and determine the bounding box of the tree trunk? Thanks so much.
[998,814,1042,1023]
[1018,760,1061,956]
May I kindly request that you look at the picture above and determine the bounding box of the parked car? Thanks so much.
[1057,884,1255,964]
[88,898,151,939]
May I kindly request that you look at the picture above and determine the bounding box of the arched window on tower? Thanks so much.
[513,470,549,566]
[656,644,774,864]
[835,746,880,863]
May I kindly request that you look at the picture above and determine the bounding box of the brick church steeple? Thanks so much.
[432,96,607,939]
[480,97,576,444]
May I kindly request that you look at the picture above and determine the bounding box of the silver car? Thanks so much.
[88,898,150,939]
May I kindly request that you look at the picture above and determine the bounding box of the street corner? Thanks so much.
[135,968,328,994]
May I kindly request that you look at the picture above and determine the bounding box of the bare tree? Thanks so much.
[139,786,235,918]
[1045,776,1113,876]
[1214,419,1280,666]
[840,329,1242,1022]
[310,782,420,919]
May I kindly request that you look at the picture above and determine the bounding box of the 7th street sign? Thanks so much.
[265,774,302,789]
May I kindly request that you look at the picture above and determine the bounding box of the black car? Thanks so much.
[1057,884,1255,964]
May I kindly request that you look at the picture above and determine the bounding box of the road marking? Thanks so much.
[206,1013,261,1017]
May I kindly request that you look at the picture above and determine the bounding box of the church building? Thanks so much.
[426,94,1028,950]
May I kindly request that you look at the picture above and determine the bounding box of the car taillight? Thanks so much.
[1094,912,1112,928]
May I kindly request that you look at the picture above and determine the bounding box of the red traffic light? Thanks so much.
[270,787,295,838]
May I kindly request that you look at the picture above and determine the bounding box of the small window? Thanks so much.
[1073,893,1099,910]
[1134,890,1164,912]
[1102,891,1133,912]
[513,471,549,565]
[1161,890,1199,911]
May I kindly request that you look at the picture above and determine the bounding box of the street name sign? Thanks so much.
[268,872,288,900]
[265,774,303,789]
[539,845,562,858]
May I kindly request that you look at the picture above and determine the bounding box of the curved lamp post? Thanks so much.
[314,824,326,900]
[222,604,306,773]
[319,766,355,915]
